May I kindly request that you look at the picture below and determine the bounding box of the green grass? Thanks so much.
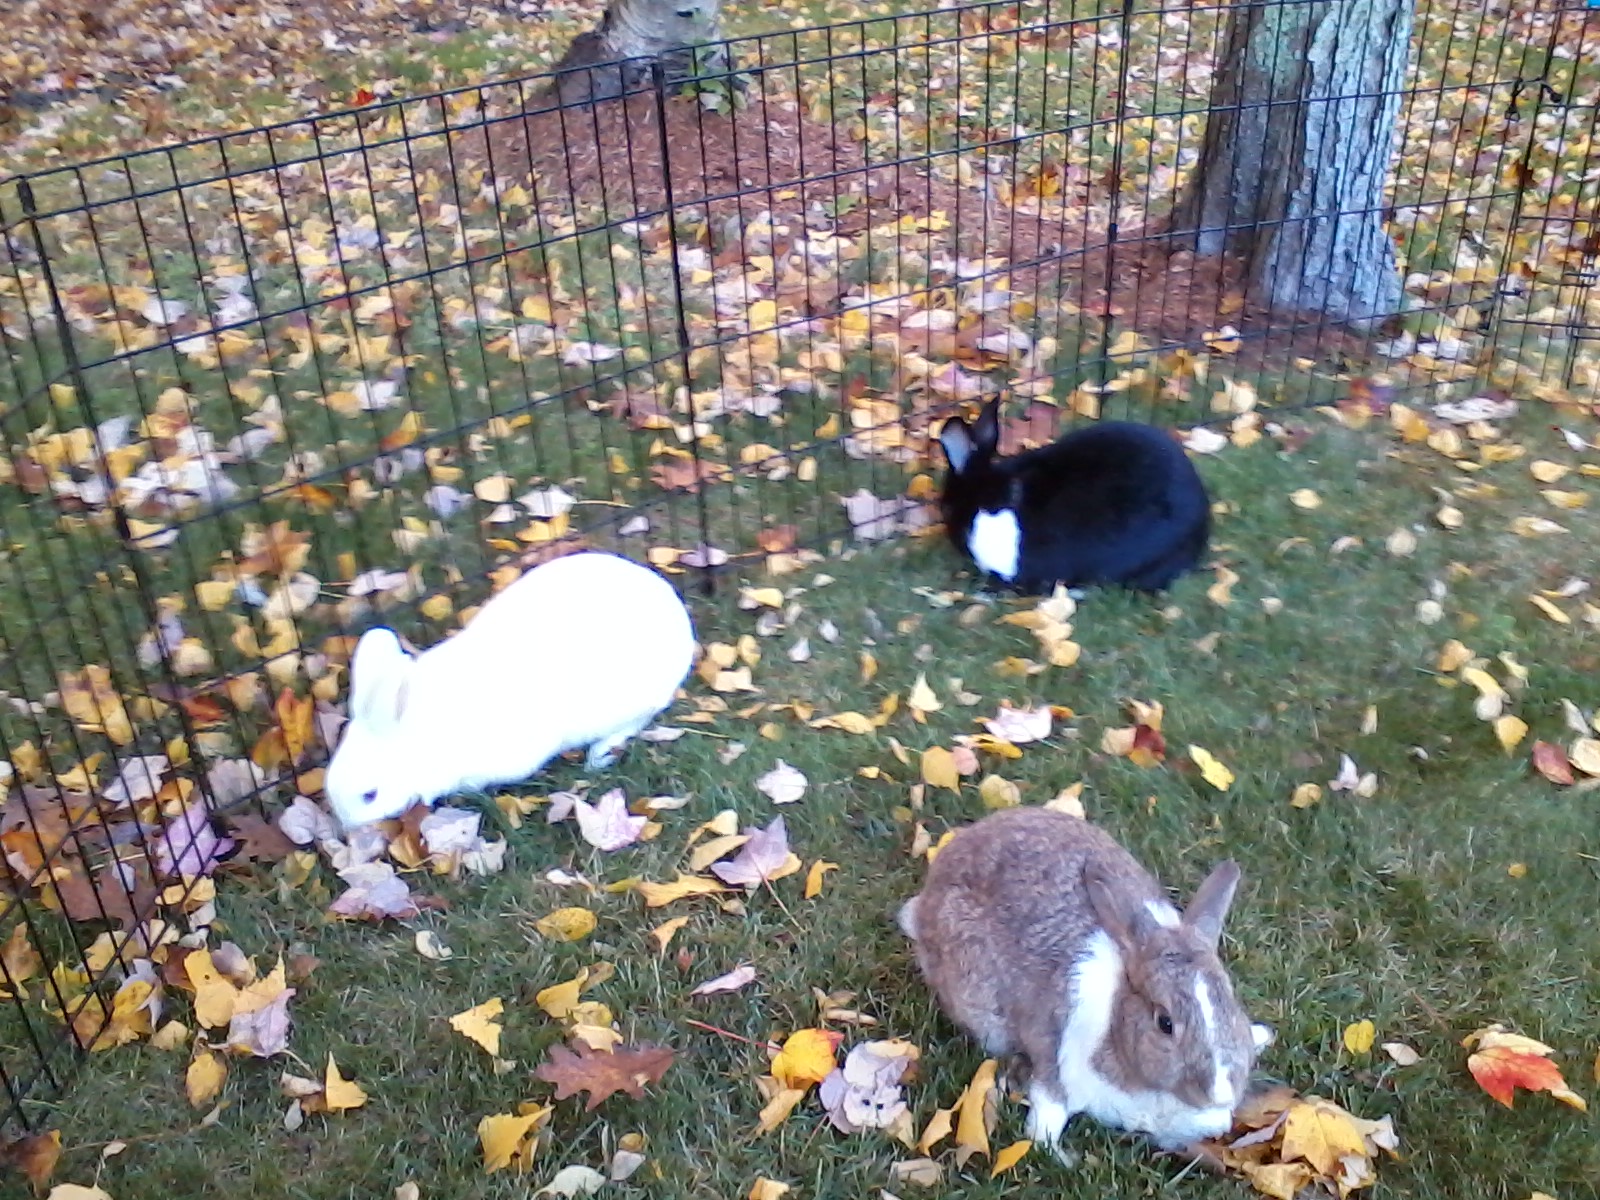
[11,414,1600,1199]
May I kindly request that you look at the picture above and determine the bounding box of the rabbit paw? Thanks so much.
[1024,1084,1078,1165]
[584,743,622,771]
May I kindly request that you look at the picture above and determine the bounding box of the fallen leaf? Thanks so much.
[690,965,757,996]
[637,873,727,908]
[534,908,597,942]
[450,998,505,1056]
[649,916,691,954]
[0,1129,62,1192]
[186,1050,228,1108]
[573,790,648,852]
[990,1140,1031,1177]
[479,1105,551,1173]
[755,1086,806,1135]
[534,1164,606,1198]
[534,1041,675,1111]
[1531,741,1575,785]
[710,817,801,888]
[755,761,808,805]
[747,1179,790,1200]
[771,1028,842,1090]
[804,860,839,899]
[1280,1095,1372,1176]
[1382,1042,1421,1066]
[1189,745,1235,791]
[322,1054,369,1112]
[952,1058,998,1165]
[1343,1020,1375,1055]
[920,748,960,791]
[536,970,593,1020]
[1464,1024,1586,1110]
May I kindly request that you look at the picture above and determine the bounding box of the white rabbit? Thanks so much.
[899,807,1273,1156]
[324,551,695,828]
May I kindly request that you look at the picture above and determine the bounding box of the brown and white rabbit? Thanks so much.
[898,807,1272,1156]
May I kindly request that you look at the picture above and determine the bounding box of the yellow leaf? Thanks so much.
[1289,489,1321,509]
[449,998,505,1056]
[419,594,454,621]
[1436,504,1464,530]
[916,1106,954,1154]
[803,858,839,900]
[1279,1096,1370,1176]
[1569,737,1600,777]
[1188,745,1234,791]
[809,711,877,735]
[650,916,691,954]
[978,775,1020,809]
[748,1179,791,1200]
[535,969,591,1019]
[473,474,513,503]
[479,1105,549,1173]
[194,580,236,611]
[1530,460,1569,483]
[1529,594,1571,624]
[1343,1019,1376,1054]
[920,747,960,791]
[755,1085,806,1135]
[1290,783,1322,809]
[1207,566,1239,607]
[186,1050,227,1108]
[860,651,878,683]
[771,1028,841,1090]
[990,1140,1031,1177]
[323,1054,368,1112]
[1542,489,1588,510]
[1494,716,1529,753]
[1241,1161,1315,1200]
[907,673,942,713]
[637,873,728,908]
[533,908,597,942]
[953,1058,997,1164]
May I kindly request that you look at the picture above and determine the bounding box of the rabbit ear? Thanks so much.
[972,398,1001,456]
[1083,859,1166,951]
[1182,860,1241,949]
[938,416,976,473]
[349,628,414,729]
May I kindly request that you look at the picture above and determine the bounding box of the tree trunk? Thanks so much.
[547,0,726,106]
[1169,0,1415,328]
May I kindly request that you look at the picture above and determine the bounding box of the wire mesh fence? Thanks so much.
[0,0,1594,1131]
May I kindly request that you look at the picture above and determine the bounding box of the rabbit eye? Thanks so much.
[362,789,378,805]
[1156,1011,1174,1036]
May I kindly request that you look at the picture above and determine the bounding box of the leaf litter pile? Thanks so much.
[0,1,1598,1197]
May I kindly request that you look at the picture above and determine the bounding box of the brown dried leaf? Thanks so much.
[533,1041,675,1111]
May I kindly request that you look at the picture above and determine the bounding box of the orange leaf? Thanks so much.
[1464,1025,1586,1110]
[1468,1045,1566,1107]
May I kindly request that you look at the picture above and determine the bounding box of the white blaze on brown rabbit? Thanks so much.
[898,807,1273,1157]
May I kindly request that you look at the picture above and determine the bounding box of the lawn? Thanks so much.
[0,1,1598,1198]
[11,409,1600,1199]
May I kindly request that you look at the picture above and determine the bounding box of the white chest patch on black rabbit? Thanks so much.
[968,508,1021,581]
[1049,930,1235,1148]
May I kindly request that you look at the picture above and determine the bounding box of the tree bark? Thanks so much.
[547,0,726,106]
[1169,0,1415,328]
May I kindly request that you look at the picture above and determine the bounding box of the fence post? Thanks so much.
[650,59,718,595]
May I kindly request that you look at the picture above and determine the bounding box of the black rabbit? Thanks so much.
[937,400,1211,594]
